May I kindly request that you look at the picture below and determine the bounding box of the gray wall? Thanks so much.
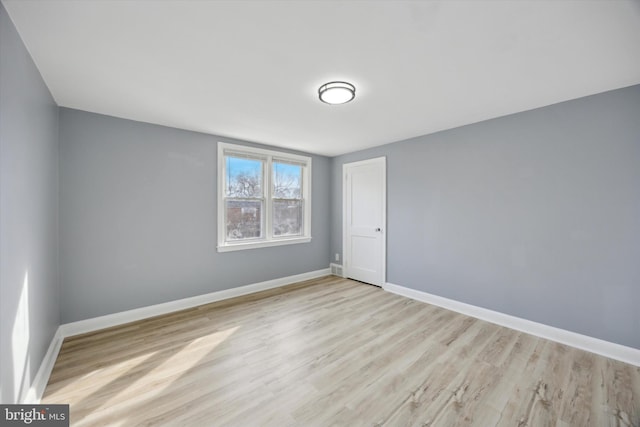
[331,85,640,349]
[0,3,60,403]
[59,108,331,323]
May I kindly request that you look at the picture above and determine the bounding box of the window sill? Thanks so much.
[217,236,312,253]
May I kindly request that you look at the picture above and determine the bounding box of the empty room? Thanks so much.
[1,0,639,425]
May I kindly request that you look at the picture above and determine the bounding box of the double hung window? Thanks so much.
[217,142,311,252]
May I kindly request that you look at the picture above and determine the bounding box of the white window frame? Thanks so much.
[217,142,312,252]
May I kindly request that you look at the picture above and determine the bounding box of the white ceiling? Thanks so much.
[4,0,640,156]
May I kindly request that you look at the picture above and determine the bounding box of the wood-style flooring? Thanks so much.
[43,276,640,426]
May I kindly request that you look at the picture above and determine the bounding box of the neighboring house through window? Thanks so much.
[217,142,311,252]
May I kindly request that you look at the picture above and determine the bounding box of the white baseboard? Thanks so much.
[27,268,330,404]
[22,327,64,404]
[383,282,640,367]
[61,268,330,337]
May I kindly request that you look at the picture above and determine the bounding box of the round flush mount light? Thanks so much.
[318,81,355,105]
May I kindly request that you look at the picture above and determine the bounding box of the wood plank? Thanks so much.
[42,276,640,426]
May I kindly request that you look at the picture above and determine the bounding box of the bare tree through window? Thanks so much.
[273,162,303,236]
[225,157,263,240]
[218,142,311,251]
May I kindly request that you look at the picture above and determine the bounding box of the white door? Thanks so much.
[343,157,386,286]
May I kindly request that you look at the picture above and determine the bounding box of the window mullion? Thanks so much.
[302,165,310,237]
[265,156,273,241]
[218,142,311,251]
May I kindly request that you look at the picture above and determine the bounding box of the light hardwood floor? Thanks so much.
[44,276,639,426]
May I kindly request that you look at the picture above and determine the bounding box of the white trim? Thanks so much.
[217,236,311,252]
[22,327,64,404]
[61,268,329,338]
[217,142,312,252]
[26,268,329,404]
[26,272,636,405]
[383,282,640,367]
[342,156,387,286]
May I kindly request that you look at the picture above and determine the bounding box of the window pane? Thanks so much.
[273,200,302,236]
[226,156,262,198]
[226,200,262,240]
[273,162,302,199]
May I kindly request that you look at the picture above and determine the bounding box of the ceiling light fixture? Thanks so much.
[318,81,355,105]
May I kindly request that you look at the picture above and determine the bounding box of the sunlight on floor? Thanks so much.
[116,326,240,401]
[12,270,31,401]
[69,326,240,426]
[46,351,159,400]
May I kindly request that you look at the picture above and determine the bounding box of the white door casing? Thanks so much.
[343,157,386,286]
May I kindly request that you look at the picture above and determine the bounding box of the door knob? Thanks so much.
[375,228,382,232]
